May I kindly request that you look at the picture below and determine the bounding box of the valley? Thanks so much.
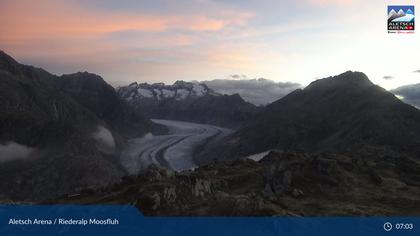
[2,50,420,216]
[120,119,232,173]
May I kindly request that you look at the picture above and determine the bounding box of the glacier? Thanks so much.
[120,119,232,173]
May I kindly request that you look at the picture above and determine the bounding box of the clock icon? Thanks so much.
[384,222,393,231]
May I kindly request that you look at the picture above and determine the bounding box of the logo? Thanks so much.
[388,5,415,33]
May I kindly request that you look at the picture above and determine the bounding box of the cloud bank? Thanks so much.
[0,141,34,163]
[92,126,116,153]
[200,76,301,105]
[391,83,420,108]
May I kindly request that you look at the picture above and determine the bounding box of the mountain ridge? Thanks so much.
[55,72,162,138]
[0,50,159,201]
[197,71,420,163]
[118,80,260,128]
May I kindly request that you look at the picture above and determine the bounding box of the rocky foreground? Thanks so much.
[56,149,420,216]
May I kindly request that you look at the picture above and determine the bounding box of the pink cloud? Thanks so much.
[0,0,256,84]
[0,0,252,43]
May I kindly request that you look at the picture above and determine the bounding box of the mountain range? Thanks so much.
[59,70,420,216]
[2,50,420,216]
[118,81,260,128]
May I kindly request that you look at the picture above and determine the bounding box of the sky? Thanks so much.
[1,0,419,89]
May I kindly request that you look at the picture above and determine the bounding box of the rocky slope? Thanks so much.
[0,51,158,201]
[199,71,420,162]
[117,81,260,128]
[56,149,420,216]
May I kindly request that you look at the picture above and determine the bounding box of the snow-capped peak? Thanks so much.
[397,9,405,15]
[117,81,216,102]
[388,9,397,18]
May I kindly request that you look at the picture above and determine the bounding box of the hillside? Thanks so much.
[0,51,159,200]
[199,71,420,162]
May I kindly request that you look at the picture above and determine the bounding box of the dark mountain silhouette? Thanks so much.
[0,51,99,148]
[148,93,259,128]
[55,72,163,138]
[0,50,158,201]
[199,71,420,162]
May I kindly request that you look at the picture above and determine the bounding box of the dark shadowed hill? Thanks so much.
[150,93,260,128]
[0,50,159,201]
[198,71,420,163]
[55,72,163,138]
[0,51,100,149]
